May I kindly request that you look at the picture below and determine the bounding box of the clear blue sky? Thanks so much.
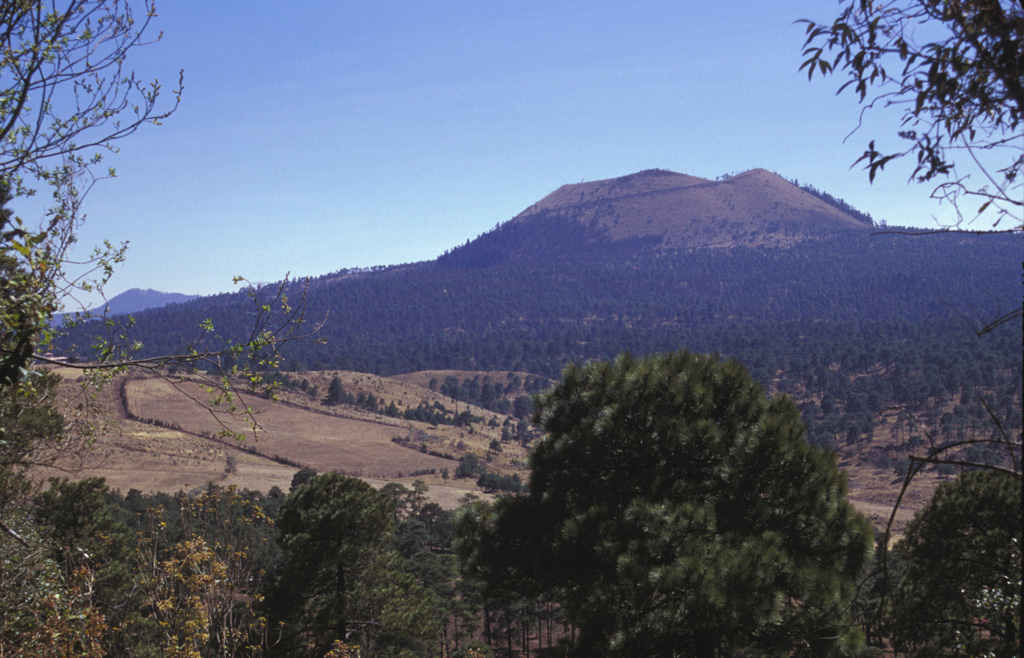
[23,0,1002,307]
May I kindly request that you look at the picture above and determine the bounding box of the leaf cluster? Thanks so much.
[0,0,182,392]
[800,0,1023,227]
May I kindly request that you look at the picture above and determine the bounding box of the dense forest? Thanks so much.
[9,387,1019,657]
[59,230,1019,376]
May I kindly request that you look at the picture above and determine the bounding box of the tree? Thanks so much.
[0,506,106,657]
[458,351,873,658]
[31,478,159,658]
[0,1,322,442]
[801,4,1023,567]
[323,376,349,406]
[891,470,1021,657]
[289,466,318,492]
[33,478,135,610]
[265,474,440,657]
[0,356,116,656]
[453,453,481,479]
[0,0,181,386]
[877,396,1022,576]
[512,395,532,421]
[134,485,279,658]
[800,0,1023,232]
[0,371,67,520]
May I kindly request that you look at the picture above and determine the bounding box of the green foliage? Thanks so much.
[144,486,278,658]
[800,0,1023,230]
[323,376,350,406]
[0,371,66,514]
[266,474,441,657]
[0,181,48,388]
[33,477,136,611]
[451,639,495,658]
[17,480,289,658]
[0,370,107,656]
[455,453,483,479]
[0,0,179,388]
[31,479,156,658]
[892,470,1022,657]
[289,466,318,492]
[433,374,548,417]
[475,471,522,494]
[458,351,873,658]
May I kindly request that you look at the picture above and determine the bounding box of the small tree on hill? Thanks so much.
[323,376,348,406]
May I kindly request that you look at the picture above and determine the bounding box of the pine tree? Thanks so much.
[892,470,1021,657]
[265,474,441,656]
[458,351,873,658]
[323,376,347,406]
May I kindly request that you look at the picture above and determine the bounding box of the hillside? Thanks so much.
[434,169,875,269]
[47,363,950,530]
[99,288,199,315]
[153,229,1018,379]
[52,168,1022,518]
[48,366,536,508]
[53,288,198,326]
[511,168,871,248]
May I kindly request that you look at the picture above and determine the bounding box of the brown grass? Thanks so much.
[44,367,950,525]
[47,422,297,494]
[843,461,942,535]
[42,369,529,508]
[124,377,458,479]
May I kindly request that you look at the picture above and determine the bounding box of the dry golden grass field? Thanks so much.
[841,457,940,533]
[45,369,527,508]
[43,367,945,527]
[124,377,457,478]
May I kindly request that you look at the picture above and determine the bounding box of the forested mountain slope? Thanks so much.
[56,171,1021,472]
[79,229,1015,374]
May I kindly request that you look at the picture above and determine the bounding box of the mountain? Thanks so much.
[435,168,873,268]
[57,168,1016,373]
[514,168,871,245]
[54,167,1021,485]
[52,288,198,326]
[98,288,199,316]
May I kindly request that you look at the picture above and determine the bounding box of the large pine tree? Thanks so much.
[458,351,873,658]
[265,474,440,657]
